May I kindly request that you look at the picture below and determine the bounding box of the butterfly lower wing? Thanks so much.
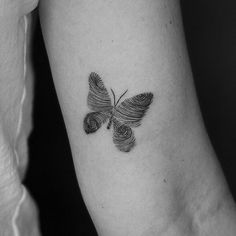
[114,92,153,127]
[84,112,109,134]
[113,119,135,152]
[88,72,113,112]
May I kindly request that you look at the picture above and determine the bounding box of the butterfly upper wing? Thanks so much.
[84,73,112,134]
[113,119,135,152]
[114,92,153,127]
[88,72,113,112]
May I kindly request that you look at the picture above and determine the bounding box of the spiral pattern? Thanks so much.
[113,119,135,152]
[84,112,108,134]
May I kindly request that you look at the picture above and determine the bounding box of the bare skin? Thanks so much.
[39,0,236,235]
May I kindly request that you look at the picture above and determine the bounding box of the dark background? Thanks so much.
[24,0,236,235]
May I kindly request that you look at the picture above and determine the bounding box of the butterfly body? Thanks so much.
[84,72,153,152]
[107,115,113,130]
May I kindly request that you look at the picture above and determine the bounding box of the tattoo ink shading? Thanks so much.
[83,72,153,152]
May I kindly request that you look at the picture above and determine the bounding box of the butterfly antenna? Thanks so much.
[111,88,116,106]
[116,89,128,106]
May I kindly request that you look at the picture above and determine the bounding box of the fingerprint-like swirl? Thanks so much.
[113,119,135,152]
[88,72,112,112]
[114,92,153,127]
[84,112,108,134]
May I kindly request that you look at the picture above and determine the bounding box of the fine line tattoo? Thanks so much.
[83,72,154,152]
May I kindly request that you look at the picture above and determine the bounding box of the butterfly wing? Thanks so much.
[84,112,110,134]
[114,92,153,127]
[84,73,112,134]
[113,119,135,152]
[88,72,113,112]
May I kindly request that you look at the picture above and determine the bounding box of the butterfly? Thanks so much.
[83,72,153,152]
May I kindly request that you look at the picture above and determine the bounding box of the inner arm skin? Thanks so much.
[39,0,236,235]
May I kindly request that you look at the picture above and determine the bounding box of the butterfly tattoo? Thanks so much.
[83,72,153,152]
